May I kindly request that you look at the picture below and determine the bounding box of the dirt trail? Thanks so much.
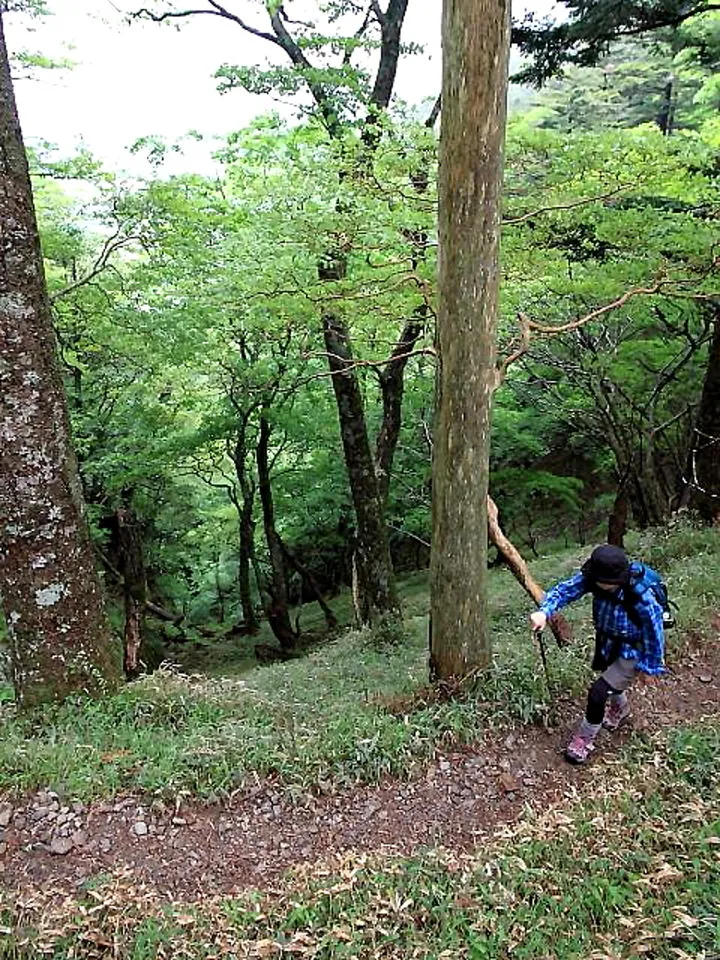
[2,642,718,901]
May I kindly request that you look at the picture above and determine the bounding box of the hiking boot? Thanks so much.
[603,697,631,731]
[564,731,596,765]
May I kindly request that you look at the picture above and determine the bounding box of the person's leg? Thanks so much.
[602,658,636,730]
[565,676,610,763]
[565,658,637,763]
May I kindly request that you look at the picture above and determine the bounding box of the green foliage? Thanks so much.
[525,13,720,132]
[512,0,717,85]
[24,84,717,627]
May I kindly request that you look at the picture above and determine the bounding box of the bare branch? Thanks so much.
[529,281,673,335]
[268,11,342,138]
[651,403,695,438]
[502,183,633,226]
[369,0,409,110]
[344,3,374,65]
[370,0,385,26]
[495,265,719,386]
[495,312,532,385]
[133,3,282,45]
[50,229,140,303]
[386,522,430,548]
[426,93,441,128]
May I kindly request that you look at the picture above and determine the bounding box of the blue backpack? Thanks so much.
[625,563,676,629]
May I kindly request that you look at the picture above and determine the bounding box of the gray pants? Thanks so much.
[602,656,637,693]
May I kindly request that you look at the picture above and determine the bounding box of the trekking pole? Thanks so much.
[533,627,556,721]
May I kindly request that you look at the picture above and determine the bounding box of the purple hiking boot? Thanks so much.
[603,697,631,731]
[564,730,597,765]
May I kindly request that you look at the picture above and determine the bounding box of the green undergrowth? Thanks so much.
[0,520,717,801]
[2,721,719,959]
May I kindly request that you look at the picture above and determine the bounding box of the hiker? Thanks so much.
[530,544,667,765]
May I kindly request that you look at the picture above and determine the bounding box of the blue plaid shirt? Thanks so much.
[539,564,666,675]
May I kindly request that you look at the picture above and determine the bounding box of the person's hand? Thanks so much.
[530,611,547,633]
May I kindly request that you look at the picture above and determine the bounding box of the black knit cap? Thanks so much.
[582,544,630,585]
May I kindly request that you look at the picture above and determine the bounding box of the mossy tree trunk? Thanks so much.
[429,0,510,680]
[0,11,121,706]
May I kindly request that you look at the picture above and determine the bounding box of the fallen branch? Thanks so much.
[487,496,572,646]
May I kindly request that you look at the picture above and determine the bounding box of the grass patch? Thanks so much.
[0,521,718,801]
[2,721,719,958]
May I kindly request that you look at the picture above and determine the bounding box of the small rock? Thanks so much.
[72,802,85,814]
[439,759,451,773]
[31,807,50,822]
[50,836,74,856]
[499,772,520,794]
[699,674,713,683]
[133,821,148,837]
[99,838,112,853]
[0,842,7,856]
[171,817,186,827]
[0,804,12,828]
[13,815,26,831]
[71,830,87,848]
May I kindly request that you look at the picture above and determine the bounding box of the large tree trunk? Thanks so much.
[681,307,720,523]
[256,413,297,650]
[322,306,400,627]
[0,13,120,707]
[429,0,510,681]
[486,497,572,645]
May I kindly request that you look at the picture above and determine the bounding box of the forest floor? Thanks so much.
[2,637,719,902]
[1,525,719,957]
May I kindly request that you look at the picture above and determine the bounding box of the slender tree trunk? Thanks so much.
[115,504,147,679]
[280,539,338,630]
[0,13,120,707]
[323,306,400,627]
[656,73,675,136]
[256,413,297,649]
[486,497,572,645]
[681,307,720,523]
[230,428,260,635]
[238,487,259,633]
[375,316,425,506]
[607,484,629,547]
[630,453,667,528]
[429,0,510,681]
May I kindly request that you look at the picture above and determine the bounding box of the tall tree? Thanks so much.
[0,10,120,707]
[429,0,510,680]
[133,1,408,627]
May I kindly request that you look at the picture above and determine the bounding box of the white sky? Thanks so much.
[7,0,556,176]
